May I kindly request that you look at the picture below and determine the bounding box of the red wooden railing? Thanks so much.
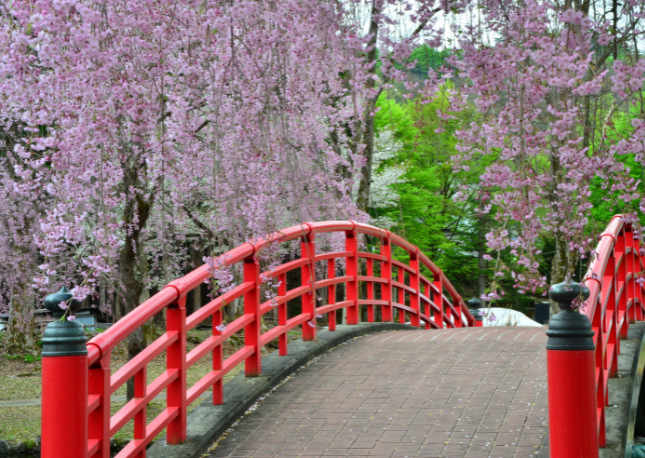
[582,215,644,447]
[79,221,475,458]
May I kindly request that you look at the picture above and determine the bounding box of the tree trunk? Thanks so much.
[477,217,488,303]
[549,233,576,316]
[120,192,153,401]
[355,0,381,213]
[99,277,106,312]
[6,284,38,354]
[192,246,202,311]
[356,107,376,212]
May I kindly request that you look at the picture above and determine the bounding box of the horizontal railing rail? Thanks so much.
[43,221,475,458]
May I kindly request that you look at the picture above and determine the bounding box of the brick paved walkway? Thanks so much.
[205,327,549,458]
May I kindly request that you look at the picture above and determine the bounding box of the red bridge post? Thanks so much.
[166,295,187,444]
[345,230,359,325]
[546,281,598,458]
[380,237,393,322]
[301,233,317,340]
[244,256,262,376]
[40,287,88,458]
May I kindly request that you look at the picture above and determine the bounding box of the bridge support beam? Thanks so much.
[546,281,598,458]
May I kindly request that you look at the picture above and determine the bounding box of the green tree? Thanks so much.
[371,88,489,298]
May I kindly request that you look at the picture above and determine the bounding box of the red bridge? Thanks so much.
[39,218,645,458]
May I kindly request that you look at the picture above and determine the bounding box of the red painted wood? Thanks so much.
[547,350,598,458]
[134,367,147,458]
[433,275,443,329]
[42,355,88,458]
[345,230,359,325]
[166,300,187,444]
[213,308,223,404]
[88,355,111,458]
[243,257,261,376]
[409,253,420,328]
[367,258,374,323]
[278,273,288,355]
[43,220,477,458]
[327,259,336,331]
[301,234,316,340]
[423,282,431,330]
[398,267,405,324]
[381,238,393,322]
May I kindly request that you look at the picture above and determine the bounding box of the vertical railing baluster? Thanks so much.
[134,367,147,458]
[381,237,393,322]
[635,235,644,320]
[617,232,628,338]
[626,227,637,323]
[434,273,443,329]
[328,259,336,331]
[301,233,317,340]
[213,307,223,404]
[592,297,606,447]
[166,296,187,444]
[278,273,288,354]
[244,256,261,376]
[346,230,359,325]
[398,267,405,324]
[367,258,374,323]
[455,297,463,328]
[409,252,420,327]
[88,355,111,458]
[424,282,431,329]
[605,254,618,382]
[444,297,452,328]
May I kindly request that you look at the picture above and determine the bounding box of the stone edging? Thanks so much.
[146,322,418,458]
[0,440,40,457]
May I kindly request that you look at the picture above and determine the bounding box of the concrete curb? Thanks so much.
[600,321,645,458]
[147,323,418,458]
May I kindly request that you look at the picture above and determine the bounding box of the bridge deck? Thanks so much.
[205,328,549,458]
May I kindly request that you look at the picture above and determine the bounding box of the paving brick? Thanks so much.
[204,328,549,458]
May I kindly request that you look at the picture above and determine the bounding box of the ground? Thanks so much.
[202,328,549,458]
[0,327,303,447]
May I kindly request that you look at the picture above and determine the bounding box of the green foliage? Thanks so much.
[5,354,41,363]
[372,84,542,311]
[589,107,645,227]
[408,45,451,79]
[371,87,488,296]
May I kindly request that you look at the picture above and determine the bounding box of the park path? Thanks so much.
[204,327,549,458]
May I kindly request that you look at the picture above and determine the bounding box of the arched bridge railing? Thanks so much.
[546,215,645,458]
[547,214,645,457]
[41,221,475,458]
[582,215,644,447]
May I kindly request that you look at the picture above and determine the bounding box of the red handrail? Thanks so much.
[80,221,474,458]
[582,215,644,447]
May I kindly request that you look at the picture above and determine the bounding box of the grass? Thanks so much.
[0,406,41,443]
[0,326,303,447]
[0,372,42,402]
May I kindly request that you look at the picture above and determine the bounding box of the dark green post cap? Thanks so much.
[467,298,482,309]
[545,281,595,351]
[43,287,82,318]
[467,298,483,321]
[41,287,87,357]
